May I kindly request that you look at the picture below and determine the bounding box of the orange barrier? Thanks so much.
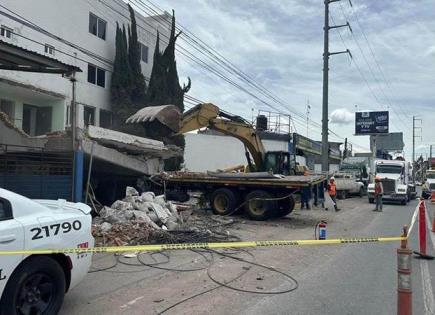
[397,226,412,315]
[413,200,434,260]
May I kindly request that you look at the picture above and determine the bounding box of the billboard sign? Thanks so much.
[355,111,389,135]
[373,132,404,151]
[293,133,341,159]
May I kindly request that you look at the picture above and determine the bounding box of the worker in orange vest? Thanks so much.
[373,176,384,212]
[327,177,340,211]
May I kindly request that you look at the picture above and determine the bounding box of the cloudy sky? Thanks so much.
[136,0,435,159]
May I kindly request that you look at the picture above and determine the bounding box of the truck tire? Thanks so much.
[244,190,276,221]
[0,256,66,315]
[210,188,238,215]
[401,198,407,205]
[368,198,374,204]
[275,195,295,218]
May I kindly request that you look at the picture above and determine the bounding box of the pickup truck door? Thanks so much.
[0,197,24,294]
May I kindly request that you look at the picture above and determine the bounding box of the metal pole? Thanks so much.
[321,0,330,173]
[84,142,94,204]
[412,116,415,164]
[430,145,432,168]
[71,71,77,201]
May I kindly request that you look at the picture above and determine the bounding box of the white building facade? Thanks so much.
[0,0,170,136]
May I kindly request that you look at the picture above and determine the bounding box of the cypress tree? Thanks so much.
[143,11,191,170]
[111,23,133,129]
[128,4,146,105]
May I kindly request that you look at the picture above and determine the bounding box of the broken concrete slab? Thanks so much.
[87,125,170,156]
[100,222,112,233]
[126,186,139,197]
[111,200,134,211]
[141,192,155,202]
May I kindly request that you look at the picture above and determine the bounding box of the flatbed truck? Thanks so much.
[156,172,325,220]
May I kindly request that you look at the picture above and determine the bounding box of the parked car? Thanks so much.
[333,172,365,199]
[0,188,94,315]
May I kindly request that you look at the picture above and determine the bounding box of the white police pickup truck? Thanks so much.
[0,188,94,315]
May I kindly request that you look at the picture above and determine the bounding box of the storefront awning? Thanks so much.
[0,40,81,75]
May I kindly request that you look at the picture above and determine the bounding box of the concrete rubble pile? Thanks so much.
[94,186,182,234]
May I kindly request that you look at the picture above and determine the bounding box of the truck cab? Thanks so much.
[263,151,294,175]
[423,169,435,198]
[367,160,416,205]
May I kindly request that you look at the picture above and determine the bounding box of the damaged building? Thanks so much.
[0,3,179,204]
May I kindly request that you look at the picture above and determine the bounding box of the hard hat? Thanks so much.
[330,176,335,181]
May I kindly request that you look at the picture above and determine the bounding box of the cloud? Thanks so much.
[330,108,354,125]
[153,0,435,158]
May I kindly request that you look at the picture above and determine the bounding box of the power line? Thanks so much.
[345,1,410,120]
[2,1,368,151]
[129,0,367,150]
[329,12,404,133]
[337,2,410,130]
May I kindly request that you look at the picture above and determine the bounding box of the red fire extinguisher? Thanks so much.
[315,221,327,240]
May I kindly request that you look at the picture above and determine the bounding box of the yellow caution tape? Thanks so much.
[0,236,406,255]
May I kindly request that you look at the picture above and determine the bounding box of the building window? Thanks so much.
[0,99,15,122]
[22,104,52,136]
[89,13,106,40]
[100,110,112,129]
[0,25,12,38]
[140,43,149,63]
[44,44,55,55]
[83,106,95,127]
[87,64,105,88]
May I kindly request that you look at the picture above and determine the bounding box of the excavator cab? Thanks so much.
[264,151,293,175]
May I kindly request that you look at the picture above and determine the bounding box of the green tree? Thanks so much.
[144,11,191,170]
[111,23,132,128]
[128,4,146,106]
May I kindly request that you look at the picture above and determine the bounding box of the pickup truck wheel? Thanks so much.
[211,188,238,215]
[244,190,276,221]
[275,195,295,218]
[0,256,66,315]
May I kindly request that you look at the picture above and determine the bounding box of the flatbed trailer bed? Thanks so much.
[159,172,326,220]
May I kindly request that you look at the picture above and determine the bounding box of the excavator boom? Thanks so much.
[127,103,267,170]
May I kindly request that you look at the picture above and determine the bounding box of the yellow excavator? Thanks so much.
[127,102,295,175]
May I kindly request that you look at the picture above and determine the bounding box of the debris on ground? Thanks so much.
[92,188,238,246]
[94,187,181,231]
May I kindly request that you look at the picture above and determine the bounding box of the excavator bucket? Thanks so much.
[126,105,182,133]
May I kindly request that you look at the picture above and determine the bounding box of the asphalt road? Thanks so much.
[242,198,435,315]
[62,196,435,315]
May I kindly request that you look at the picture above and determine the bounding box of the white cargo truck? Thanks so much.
[367,159,416,205]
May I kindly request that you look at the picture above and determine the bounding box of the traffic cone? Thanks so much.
[413,200,434,259]
[430,191,435,204]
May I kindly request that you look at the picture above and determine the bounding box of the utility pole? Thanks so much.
[412,116,422,182]
[321,0,352,173]
[412,116,422,163]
